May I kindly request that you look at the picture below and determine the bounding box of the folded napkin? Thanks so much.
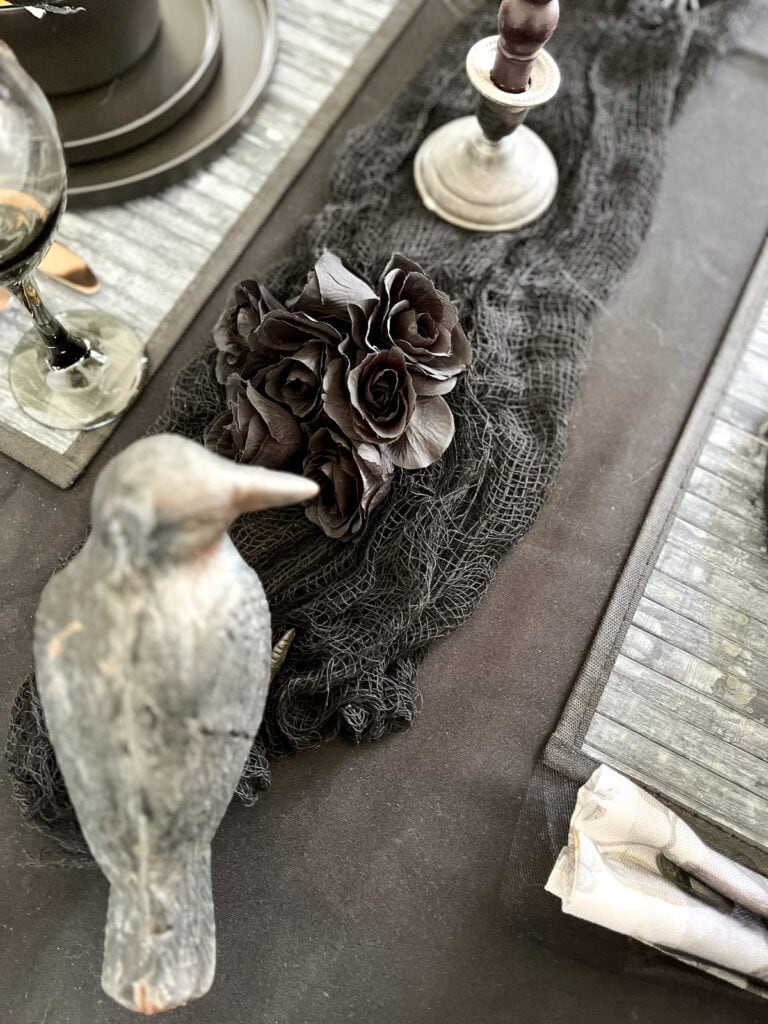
[546,765,768,994]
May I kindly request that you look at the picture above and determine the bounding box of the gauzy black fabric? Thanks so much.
[5,0,756,855]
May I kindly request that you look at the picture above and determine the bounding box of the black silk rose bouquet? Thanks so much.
[205,252,472,540]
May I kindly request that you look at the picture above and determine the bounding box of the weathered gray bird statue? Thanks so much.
[34,434,318,1015]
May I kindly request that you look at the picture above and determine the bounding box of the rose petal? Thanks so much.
[321,345,357,438]
[410,371,457,397]
[390,395,455,470]
[295,252,377,318]
[356,442,393,515]
[449,322,473,367]
[255,310,343,353]
[402,276,444,320]
[382,253,425,278]
[237,279,284,317]
[203,409,236,459]
[249,389,302,453]
[387,296,411,318]
[349,301,380,351]
[290,341,326,373]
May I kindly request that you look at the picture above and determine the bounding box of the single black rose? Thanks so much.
[204,375,302,470]
[323,340,455,470]
[373,253,472,394]
[323,340,412,441]
[291,251,379,343]
[303,426,392,540]
[261,341,326,420]
[213,279,284,385]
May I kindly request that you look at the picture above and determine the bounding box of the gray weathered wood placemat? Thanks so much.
[0,0,423,488]
[548,239,768,852]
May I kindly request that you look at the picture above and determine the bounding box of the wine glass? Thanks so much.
[0,40,147,431]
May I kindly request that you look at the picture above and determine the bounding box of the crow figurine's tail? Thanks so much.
[101,851,215,1015]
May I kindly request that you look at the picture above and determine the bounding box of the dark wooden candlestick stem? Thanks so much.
[491,0,560,94]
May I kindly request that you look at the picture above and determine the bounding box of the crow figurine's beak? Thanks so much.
[230,465,319,515]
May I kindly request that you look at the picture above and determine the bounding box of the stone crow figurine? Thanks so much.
[34,434,318,1015]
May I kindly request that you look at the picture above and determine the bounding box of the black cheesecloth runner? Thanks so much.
[6,0,757,855]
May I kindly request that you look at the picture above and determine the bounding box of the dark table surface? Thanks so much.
[2,2,768,1022]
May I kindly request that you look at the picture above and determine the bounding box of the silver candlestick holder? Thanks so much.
[414,0,561,233]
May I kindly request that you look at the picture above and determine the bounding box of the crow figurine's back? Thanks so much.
[34,434,318,1015]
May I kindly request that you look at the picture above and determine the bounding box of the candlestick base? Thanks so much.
[414,38,560,234]
[414,117,557,233]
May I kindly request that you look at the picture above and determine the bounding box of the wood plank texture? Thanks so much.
[583,288,768,852]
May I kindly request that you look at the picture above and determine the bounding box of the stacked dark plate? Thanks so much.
[0,0,276,205]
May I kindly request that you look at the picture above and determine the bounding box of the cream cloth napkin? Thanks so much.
[546,765,768,993]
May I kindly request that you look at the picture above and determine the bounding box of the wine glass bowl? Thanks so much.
[0,39,147,431]
[0,39,65,285]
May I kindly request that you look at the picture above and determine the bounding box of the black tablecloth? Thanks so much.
[2,2,768,1021]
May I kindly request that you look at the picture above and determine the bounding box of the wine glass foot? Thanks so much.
[9,309,148,431]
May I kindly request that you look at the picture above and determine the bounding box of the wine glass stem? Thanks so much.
[10,274,89,370]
